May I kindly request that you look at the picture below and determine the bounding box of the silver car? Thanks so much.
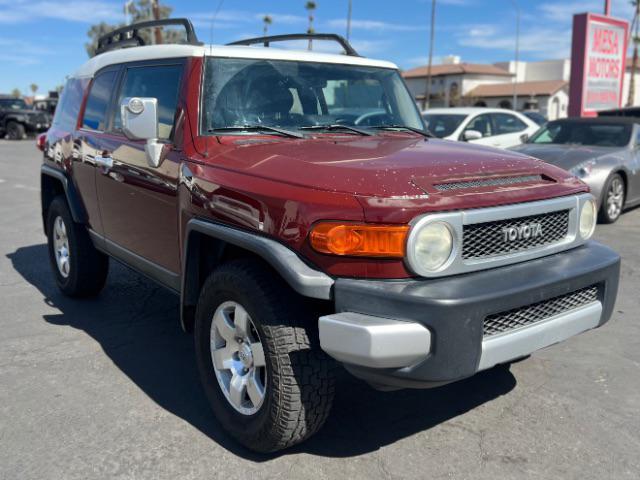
[512,117,640,223]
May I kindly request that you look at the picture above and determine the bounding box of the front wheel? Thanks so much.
[599,173,625,224]
[194,260,335,452]
[6,121,26,140]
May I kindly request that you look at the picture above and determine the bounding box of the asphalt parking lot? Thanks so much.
[0,139,639,480]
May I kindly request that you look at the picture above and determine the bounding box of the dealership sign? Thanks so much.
[569,13,629,117]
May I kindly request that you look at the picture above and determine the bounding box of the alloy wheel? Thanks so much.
[210,301,267,415]
[606,177,624,221]
[52,216,70,278]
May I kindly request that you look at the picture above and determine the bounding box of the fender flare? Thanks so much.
[180,218,334,331]
[41,164,88,225]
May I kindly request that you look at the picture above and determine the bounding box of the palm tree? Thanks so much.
[11,88,21,98]
[30,84,38,96]
[305,1,316,50]
[263,15,272,37]
[628,1,639,106]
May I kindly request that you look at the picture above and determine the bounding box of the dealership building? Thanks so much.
[403,55,640,119]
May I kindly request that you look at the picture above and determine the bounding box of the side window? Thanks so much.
[492,113,527,135]
[464,114,493,137]
[82,70,117,131]
[52,78,86,131]
[113,64,183,139]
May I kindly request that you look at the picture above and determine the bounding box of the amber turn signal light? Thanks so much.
[309,222,409,257]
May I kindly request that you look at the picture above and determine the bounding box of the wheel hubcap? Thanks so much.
[52,216,70,278]
[607,178,624,220]
[210,301,267,415]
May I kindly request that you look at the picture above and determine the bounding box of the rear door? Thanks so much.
[95,60,185,285]
[76,66,122,236]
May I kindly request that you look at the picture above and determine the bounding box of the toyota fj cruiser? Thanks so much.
[39,19,620,452]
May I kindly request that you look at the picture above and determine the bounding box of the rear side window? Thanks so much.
[113,64,183,139]
[491,113,527,135]
[465,113,493,137]
[82,70,117,131]
[52,78,86,131]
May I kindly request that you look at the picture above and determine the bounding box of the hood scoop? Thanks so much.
[432,174,549,192]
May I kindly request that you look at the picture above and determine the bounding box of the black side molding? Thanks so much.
[41,164,87,224]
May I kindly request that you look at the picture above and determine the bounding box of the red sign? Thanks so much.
[569,13,628,117]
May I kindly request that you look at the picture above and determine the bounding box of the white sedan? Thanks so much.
[422,107,540,149]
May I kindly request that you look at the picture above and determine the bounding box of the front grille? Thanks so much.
[462,209,570,260]
[434,175,543,191]
[483,285,599,337]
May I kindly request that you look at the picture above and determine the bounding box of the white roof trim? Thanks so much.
[73,44,398,78]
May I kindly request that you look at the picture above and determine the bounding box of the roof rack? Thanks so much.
[227,33,360,57]
[95,18,201,56]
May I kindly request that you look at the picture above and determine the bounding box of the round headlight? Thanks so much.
[579,199,597,239]
[413,222,454,272]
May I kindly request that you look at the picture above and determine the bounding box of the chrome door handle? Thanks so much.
[95,155,113,169]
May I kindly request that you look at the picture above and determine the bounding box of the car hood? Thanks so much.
[213,134,587,219]
[511,143,625,171]
[5,109,39,116]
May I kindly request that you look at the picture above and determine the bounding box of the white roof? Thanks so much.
[73,44,398,78]
[422,107,517,115]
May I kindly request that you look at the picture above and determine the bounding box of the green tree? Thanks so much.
[11,88,21,98]
[30,84,38,96]
[85,0,177,57]
[305,1,316,50]
[263,15,272,37]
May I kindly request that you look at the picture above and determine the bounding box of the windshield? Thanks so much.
[528,121,632,147]
[422,113,467,138]
[0,99,28,110]
[201,57,424,134]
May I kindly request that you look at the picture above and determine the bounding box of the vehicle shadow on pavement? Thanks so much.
[8,244,517,461]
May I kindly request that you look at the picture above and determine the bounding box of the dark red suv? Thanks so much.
[39,20,620,452]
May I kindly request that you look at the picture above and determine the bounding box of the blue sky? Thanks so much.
[0,0,635,95]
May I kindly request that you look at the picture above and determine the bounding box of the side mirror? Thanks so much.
[463,129,483,141]
[520,133,529,143]
[121,97,163,168]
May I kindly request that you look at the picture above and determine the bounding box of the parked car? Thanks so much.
[512,117,640,223]
[522,110,547,126]
[0,95,50,139]
[422,107,539,148]
[40,19,620,452]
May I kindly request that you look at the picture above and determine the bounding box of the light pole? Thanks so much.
[510,0,520,111]
[425,0,436,110]
[346,0,352,42]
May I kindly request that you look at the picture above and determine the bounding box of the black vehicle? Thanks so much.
[0,96,51,140]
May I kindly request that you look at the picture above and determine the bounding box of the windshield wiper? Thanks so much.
[299,124,373,136]
[208,124,303,139]
[370,125,433,137]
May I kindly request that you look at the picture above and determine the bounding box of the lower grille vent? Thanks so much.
[483,286,599,337]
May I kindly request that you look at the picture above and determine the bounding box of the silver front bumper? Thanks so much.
[319,313,432,368]
[477,301,602,370]
[320,300,602,372]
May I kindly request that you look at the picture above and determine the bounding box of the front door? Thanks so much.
[95,61,185,285]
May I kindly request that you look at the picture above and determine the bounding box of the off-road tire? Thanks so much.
[194,259,336,452]
[598,173,625,224]
[6,121,26,140]
[46,196,109,297]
